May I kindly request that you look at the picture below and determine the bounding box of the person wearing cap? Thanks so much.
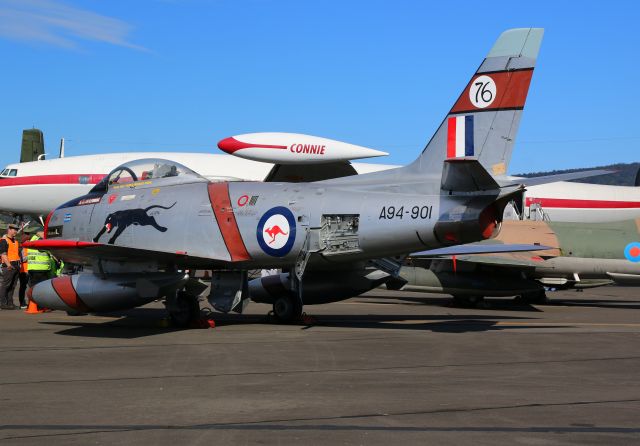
[0,224,21,310]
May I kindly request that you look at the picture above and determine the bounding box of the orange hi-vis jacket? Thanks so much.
[3,235,20,262]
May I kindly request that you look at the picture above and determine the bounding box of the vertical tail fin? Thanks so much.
[20,128,45,163]
[412,28,543,178]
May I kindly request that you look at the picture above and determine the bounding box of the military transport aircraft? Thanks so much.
[25,28,603,325]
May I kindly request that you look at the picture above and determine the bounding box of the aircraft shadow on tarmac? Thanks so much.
[544,298,640,310]
[38,306,559,338]
[363,295,544,312]
[40,308,182,339]
[370,292,640,311]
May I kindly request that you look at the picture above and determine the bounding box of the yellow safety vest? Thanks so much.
[26,235,52,272]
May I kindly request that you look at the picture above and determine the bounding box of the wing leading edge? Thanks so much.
[23,239,231,269]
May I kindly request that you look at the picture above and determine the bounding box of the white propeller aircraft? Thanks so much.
[2,131,637,223]
[0,133,394,218]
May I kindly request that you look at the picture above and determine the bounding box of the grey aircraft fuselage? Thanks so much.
[48,167,502,269]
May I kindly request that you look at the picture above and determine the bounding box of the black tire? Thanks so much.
[169,291,200,328]
[272,295,302,323]
[452,295,484,308]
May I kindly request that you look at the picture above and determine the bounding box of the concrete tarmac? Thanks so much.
[1,286,639,445]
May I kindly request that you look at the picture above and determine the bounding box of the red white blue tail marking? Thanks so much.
[447,115,474,158]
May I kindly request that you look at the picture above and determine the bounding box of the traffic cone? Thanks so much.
[25,299,45,314]
[25,287,47,314]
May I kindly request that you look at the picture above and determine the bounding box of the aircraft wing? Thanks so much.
[452,254,543,268]
[411,243,552,258]
[264,161,361,182]
[23,239,229,269]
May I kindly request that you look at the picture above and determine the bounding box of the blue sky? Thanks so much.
[0,0,638,173]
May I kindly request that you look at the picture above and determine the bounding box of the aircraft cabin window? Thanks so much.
[0,169,8,176]
[8,169,17,177]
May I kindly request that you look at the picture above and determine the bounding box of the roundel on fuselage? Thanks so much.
[256,207,296,257]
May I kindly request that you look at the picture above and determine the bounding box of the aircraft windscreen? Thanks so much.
[90,158,204,193]
[0,168,17,177]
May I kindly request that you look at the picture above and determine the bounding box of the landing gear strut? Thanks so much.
[272,295,302,323]
[167,291,200,327]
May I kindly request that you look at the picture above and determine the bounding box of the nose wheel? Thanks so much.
[272,295,302,323]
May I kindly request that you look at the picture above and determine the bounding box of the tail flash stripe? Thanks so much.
[51,276,91,312]
[455,116,466,156]
[465,115,474,156]
[450,69,533,114]
[208,183,252,262]
[447,116,474,158]
[446,117,456,158]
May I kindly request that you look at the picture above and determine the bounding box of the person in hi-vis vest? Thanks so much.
[0,224,21,310]
[27,231,53,287]
[18,233,30,309]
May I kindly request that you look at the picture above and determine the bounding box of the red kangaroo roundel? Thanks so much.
[256,207,296,257]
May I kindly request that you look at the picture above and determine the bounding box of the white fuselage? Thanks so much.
[524,181,640,222]
[0,152,396,216]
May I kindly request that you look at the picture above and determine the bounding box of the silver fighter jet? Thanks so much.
[26,28,577,325]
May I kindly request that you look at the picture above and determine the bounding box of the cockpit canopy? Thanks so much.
[90,158,205,193]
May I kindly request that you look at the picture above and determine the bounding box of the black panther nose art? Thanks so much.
[93,202,177,244]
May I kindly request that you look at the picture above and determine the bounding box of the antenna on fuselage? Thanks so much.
[59,137,65,158]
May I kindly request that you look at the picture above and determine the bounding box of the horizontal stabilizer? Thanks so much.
[502,169,613,188]
[412,243,552,257]
[441,159,500,192]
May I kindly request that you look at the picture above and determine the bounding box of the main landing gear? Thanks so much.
[166,290,200,328]
[272,295,303,323]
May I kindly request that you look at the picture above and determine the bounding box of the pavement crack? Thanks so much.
[1,355,639,386]
[2,398,640,440]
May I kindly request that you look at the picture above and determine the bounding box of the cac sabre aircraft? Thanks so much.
[26,28,598,324]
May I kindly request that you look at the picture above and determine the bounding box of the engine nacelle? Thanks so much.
[30,272,188,313]
[249,269,390,305]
